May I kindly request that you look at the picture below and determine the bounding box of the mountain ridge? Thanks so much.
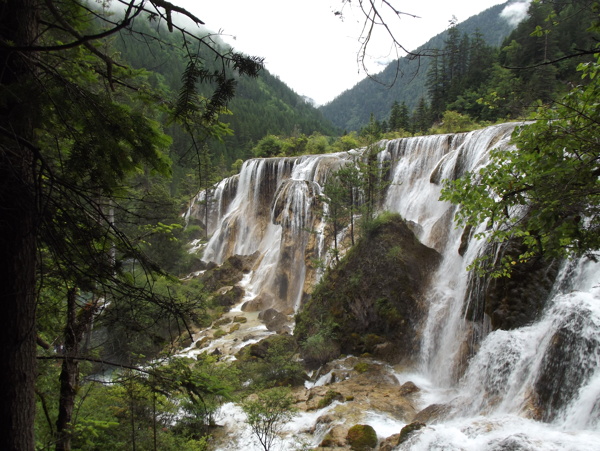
[319,1,517,131]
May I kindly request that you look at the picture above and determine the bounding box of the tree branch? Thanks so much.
[503,48,599,70]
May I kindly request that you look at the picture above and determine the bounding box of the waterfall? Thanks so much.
[188,123,600,448]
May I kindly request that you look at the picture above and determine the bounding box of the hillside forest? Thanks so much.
[0,0,599,449]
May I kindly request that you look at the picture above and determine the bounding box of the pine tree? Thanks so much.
[0,2,261,447]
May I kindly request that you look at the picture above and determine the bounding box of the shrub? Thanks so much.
[241,387,298,451]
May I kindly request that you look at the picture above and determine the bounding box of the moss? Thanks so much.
[233,315,247,323]
[213,317,232,327]
[320,433,335,447]
[398,422,426,444]
[353,362,370,373]
[195,336,210,349]
[295,213,441,365]
[317,390,344,409]
[346,424,378,450]
[228,323,240,333]
[213,329,226,339]
[386,245,404,261]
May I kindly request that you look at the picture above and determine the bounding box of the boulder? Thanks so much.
[346,424,377,450]
[398,421,426,445]
[295,213,441,366]
[258,308,290,333]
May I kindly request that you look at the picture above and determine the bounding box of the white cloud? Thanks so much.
[501,0,532,27]
[161,1,511,105]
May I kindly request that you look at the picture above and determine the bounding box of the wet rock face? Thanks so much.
[465,239,559,331]
[398,422,426,445]
[412,403,452,424]
[200,252,259,292]
[295,213,441,366]
[533,306,600,422]
[258,308,290,333]
[213,285,244,307]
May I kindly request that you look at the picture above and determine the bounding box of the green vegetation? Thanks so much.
[35,355,236,450]
[2,0,599,448]
[235,335,305,388]
[441,52,600,277]
[353,362,370,374]
[317,390,344,409]
[321,1,599,136]
[241,387,299,451]
[295,213,441,366]
[346,424,378,450]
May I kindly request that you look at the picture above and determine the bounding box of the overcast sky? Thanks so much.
[173,1,529,105]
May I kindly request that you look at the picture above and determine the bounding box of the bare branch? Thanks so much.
[337,0,438,87]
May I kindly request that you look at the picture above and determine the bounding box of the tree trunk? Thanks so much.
[0,1,40,449]
[55,289,95,451]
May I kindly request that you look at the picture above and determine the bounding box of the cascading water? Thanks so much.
[187,123,600,449]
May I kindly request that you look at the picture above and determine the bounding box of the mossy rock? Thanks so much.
[233,315,248,323]
[317,390,344,409]
[228,323,241,333]
[213,329,226,339]
[346,424,378,450]
[213,317,232,327]
[320,433,335,447]
[195,336,210,349]
[398,421,426,444]
[295,213,441,366]
[353,362,370,373]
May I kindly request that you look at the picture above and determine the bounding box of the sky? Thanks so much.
[173,1,530,105]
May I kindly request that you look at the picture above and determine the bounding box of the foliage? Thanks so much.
[441,53,600,276]
[252,134,285,158]
[157,355,239,431]
[320,2,515,131]
[431,110,479,134]
[241,387,298,451]
[236,335,305,388]
[321,1,599,134]
[297,318,340,368]
[332,132,362,152]
[36,370,213,451]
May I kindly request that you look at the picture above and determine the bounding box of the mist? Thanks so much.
[501,0,532,26]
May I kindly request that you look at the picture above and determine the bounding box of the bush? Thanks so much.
[252,134,284,158]
[300,329,340,368]
[433,110,477,134]
[241,387,298,451]
[237,335,305,387]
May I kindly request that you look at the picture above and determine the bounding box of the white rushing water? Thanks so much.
[188,123,600,449]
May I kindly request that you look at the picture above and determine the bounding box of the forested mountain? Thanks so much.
[114,19,337,172]
[319,1,516,131]
[2,1,599,449]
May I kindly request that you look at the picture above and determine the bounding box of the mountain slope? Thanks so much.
[319,1,516,131]
[114,20,338,167]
